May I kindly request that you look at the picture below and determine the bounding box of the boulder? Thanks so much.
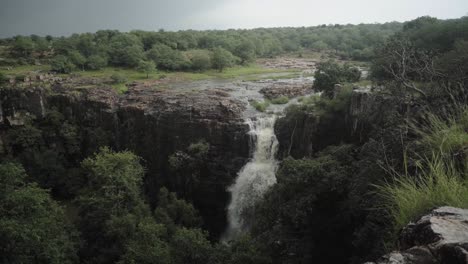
[368,207,468,264]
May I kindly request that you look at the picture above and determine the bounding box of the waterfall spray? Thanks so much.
[224,115,280,241]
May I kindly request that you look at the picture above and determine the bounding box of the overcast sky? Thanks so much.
[1,0,467,37]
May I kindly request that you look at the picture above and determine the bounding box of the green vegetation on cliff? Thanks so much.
[0,16,467,264]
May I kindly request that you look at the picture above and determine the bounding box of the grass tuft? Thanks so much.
[414,108,468,157]
[377,154,468,233]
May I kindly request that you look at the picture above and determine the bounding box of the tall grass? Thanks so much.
[414,108,468,157]
[377,107,468,241]
[377,155,468,232]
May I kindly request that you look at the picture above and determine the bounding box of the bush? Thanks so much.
[187,50,212,71]
[110,73,127,84]
[314,61,361,98]
[51,55,75,74]
[86,55,108,70]
[212,47,235,72]
[250,100,270,112]
[146,44,191,71]
[270,96,289,105]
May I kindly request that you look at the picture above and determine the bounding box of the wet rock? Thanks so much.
[260,83,312,99]
[368,207,468,264]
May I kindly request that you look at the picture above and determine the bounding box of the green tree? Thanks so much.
[314,61,361,98]
[86,54,108,70]
[146,43,191,71]
[234,40,256,64]
[137,60,156,78]
[154,187,203,232]
[188,50,212,71]
[0,162,78,264]
[310,40,329,51]
[170,227,214,264]
[34,37,50,57]
[12,36,35,57]
[51,55,75,73]
[212,47,235,72]
[117,218,171,264]
[76,147,148,263]
[108,34,145,67]
[68,50,86,71]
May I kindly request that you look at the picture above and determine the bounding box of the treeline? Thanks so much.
[1,23,402,73]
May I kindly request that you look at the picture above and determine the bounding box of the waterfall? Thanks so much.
[224,115,280,241]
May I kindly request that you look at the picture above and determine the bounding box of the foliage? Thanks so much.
[0,72,7,84]
[146,43,191,71]
[168,140,210,198]
[108,34,145,67]
[76,147,148,263]
[154,187,203,232]
[212,47,235,72]
[12,36,35,57]
[117,218,171,264]
[250,100,270,112]
[313,61,361,98]
[377,155,468,234]
[234,39,256,64]
[0,162,78,264]
[187,49,212,71]
[51,55,75,73]
[270,96,289,104]
[170,227,214,264]
[110,73,128,84]
[136,60,156,78]
[86,54,108,70]
[68,50,86,71]
[252,145,356,264]
[414,108,468,160]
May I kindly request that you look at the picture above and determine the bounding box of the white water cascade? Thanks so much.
[224,115,280,240]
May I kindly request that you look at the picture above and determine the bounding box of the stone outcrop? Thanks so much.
[260,83,312,99]
[0,84,250,238]
[275,89,406,159]
[366,207,468,264]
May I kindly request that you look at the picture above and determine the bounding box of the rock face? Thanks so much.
[275,89,406,158]
[0,84,250,238]
[260,83,312,99]
[367,207,468,264]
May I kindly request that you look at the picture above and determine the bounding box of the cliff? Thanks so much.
[0,84,250,237]
[275,89,407,158]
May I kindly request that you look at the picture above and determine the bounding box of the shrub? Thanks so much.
[110,73,128,84]
[270,96,289,105]
[250,100,270,112]
[314,61,361,98]
[86,55,108,70]
[186,50,212,71]
[51,55,75,73]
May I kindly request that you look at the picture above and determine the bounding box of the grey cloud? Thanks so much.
[0,0,467,37]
